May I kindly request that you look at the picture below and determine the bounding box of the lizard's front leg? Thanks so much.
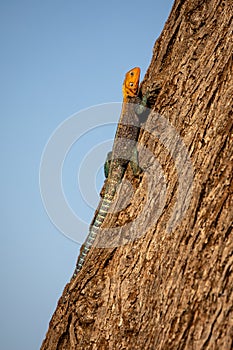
[130,146,142,176]
[134,92,149,116]
[129,92,150,176]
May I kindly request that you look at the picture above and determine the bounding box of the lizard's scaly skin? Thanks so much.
[72,67,141,277]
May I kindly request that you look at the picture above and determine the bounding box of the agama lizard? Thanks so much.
[72,67,147,278]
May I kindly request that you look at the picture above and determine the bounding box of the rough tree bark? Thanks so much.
[41,0,233,349]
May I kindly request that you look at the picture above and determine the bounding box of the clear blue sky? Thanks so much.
[0,1,174,349]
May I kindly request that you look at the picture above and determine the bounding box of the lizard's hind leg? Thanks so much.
[104,151,112,178]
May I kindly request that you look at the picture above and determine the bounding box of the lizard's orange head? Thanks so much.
[122,67,140,99]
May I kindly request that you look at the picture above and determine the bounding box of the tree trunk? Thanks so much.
[41,0,233,349]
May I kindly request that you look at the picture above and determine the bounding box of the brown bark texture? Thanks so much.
[41,0,233,349]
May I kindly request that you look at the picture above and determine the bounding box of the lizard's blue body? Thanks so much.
[72,67,146,278]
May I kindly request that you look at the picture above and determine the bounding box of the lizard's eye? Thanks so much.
[130,71,134,76]
[129,82,134,86]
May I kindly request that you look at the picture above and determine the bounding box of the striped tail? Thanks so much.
[72,191,115,277]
